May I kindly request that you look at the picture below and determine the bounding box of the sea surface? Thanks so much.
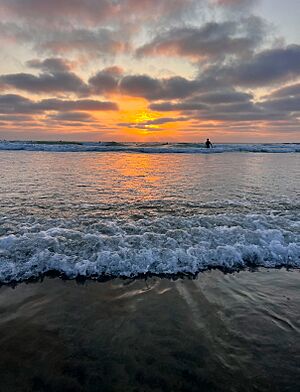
[0,142,299,391]
[0,140,299,153]
[0,142,299,283]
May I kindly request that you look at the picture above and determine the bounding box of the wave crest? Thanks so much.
[0,141,299,154]
[0,214,299,283]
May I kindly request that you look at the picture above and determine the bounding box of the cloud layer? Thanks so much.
[0,0,299,141]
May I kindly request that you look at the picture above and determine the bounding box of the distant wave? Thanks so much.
[0,213,299,283]
[0,141,299,154]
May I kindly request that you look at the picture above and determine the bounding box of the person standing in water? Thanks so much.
[205,138,213,148]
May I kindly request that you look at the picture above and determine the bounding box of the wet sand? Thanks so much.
[0,269,299,392]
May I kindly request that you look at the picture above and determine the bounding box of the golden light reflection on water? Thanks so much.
[111,153,163,200]
[69,152,174,205]
[33,151,298,217]
[1,151,298,222]
[74,151,205,204]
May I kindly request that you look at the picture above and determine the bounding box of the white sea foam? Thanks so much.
[0,141,299,154]
[0,214,299,283]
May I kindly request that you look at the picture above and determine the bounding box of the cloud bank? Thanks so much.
[0,0,299,141]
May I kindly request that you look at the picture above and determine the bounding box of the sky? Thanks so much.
[0,0,299,142]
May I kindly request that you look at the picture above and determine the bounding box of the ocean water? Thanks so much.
[0,144,299,283]
[0,140,299,153]
[0,143,299,391]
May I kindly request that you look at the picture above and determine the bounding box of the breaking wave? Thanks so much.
[0,141,299,154]
[0,214,299,283]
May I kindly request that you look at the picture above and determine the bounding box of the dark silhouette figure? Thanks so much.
[205,138,213,148]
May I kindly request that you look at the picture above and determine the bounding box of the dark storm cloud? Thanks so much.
[191,90,253,104]
[88,66,123,94]
[0,94,38,114]
[0,94,118,114]
[136,17,267,61]
[0,0,193,26]
[0,64,204,100]
[149,83,300,124]
[149,102,208,111]
[119,75,201,100]
[261,96,300,113]
[200,112,288,121]
[119,75,161,98]
[0,114,34,122]
[195,104,288,121]
[265,83,300,99]
[0,57,89,95]
[149,89,252,111]
[47,112,96,122]
[0,71,88,95]
[34,99,118,112]
[259,82,300,121]
[222,45,300,87]
[27,58,72,73]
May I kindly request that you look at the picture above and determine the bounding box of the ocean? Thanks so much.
[0,142,299,391]
[0,142,299,282]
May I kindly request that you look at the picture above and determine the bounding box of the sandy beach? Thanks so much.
[0,269,299,392]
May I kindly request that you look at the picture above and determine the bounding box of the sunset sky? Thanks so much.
[0,0,299,142]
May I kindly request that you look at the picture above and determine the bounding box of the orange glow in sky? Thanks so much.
[0,0,299,142]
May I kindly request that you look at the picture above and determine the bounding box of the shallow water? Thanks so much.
[0,150,299,391]
[0,151,299,282]
[0,269,299,392]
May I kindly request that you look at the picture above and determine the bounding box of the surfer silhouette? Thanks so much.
[205,138,213,148]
